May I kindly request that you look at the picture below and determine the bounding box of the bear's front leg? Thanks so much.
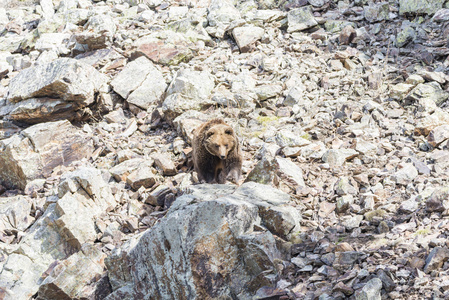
[226,168,241,184]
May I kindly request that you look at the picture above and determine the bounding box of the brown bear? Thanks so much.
[192,119,242,184]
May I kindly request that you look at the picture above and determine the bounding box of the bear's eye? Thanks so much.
[215,144,219,148]
[225,144,228,148]
[225,130,232,135]
[207,131,214,137]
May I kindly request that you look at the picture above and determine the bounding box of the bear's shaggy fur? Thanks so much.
[192,119,242,184]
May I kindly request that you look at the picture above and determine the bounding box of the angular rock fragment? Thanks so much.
[392,163,418,185]
[126,166,157,190]
[396,26,415,47]
[232,25,264,53]
[287,6,317,33]
[255,84,283,101]
[275,129,310,148]
[111,56,167,110]
[0,120,94,189]
[109,158,154,183]
[162,69,215,121]
[421,70,447,84]
[404,82,448,112]
[206,0,241,38]
[74,14,116,50]
[426,187,449,213]
[433,9,449,22]
[339,25,356,45]
[0,167,115,298]
[5,98,77,124]
[424,247,449,273]
[0,196,32,233]
[415,110,449,136]
[0,120,21,139]
[35,33,71,55]
[428,125,449,147]
[37,244,107,299]
[40,0,55,19]
[152,153,177,176]
[355,278,382,300]
[322,149,358,167]
[245,156,305,192]
[133,31,194,65]
[364,2,389,23]
[390,83,414,100]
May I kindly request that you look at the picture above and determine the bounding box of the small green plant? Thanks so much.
[415,228,430,236]
[256,115,279,126]
[301,133,311,140]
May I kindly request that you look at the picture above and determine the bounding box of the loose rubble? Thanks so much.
[1,0,449,299]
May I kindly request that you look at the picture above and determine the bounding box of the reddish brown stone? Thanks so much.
[133,41,193,66]
[339,25,357,45]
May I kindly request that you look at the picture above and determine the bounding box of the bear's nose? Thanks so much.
[220,155,225,159]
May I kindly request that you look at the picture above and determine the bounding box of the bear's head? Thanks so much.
[204,124,236,160]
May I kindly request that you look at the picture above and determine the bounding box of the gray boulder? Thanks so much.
[105,182,301,299]
[287,6,317,33]
[162,69,215,121]
[132,30,195,66]
[111,56,167,110]
[6,58,107,123]
[404,82,449,112]
[8,58,107,105]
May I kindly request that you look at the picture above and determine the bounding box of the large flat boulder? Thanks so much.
[105,182,301,299]
[0,120,94,189]
[5,58,107,123]
[8,58,107,104]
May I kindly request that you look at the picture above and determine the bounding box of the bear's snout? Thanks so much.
[218,146,227,160]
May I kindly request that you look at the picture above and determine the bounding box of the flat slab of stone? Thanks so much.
[132,31,194,66]
[7,58,107,105]
[428,124,449,147]
[399,0,444,15]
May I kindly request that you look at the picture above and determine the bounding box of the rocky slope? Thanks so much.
[1,0,449,299]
